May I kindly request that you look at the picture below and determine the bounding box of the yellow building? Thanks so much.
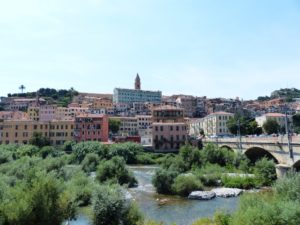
[0,119,74,145]
[27,106,40,121]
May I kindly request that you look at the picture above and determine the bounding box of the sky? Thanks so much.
[0,0,300,100]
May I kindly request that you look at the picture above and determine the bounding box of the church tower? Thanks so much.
[135,73,141,90]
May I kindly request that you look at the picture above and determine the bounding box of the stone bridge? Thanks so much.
[203,136,300,177]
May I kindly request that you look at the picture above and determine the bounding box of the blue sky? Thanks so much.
[0,0,300,100]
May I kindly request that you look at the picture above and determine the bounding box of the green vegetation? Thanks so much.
[0,142,145,225]
[109,118,121,134]
[96,156,137,187]
[262,119,281,134]
[292,113,300,134]
[227,114,262,136]
[8,87,79,107]
[153,143,277,195]
[257,88,300,102]
[92,184,143,225]
[29,132,51,148]
[172,174,204,196]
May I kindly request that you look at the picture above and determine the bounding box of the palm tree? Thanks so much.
[19,85,26,93]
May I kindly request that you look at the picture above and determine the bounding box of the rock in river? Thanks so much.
[211,188,243,198]
[188,191,216,200]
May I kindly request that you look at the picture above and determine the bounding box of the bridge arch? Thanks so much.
[220,145,234,152]
[293,160,300,172]
[244,147,279,164]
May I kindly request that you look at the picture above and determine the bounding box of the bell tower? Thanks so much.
[135,73,141,90]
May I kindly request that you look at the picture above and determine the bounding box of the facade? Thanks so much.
[152,106,187,151]
[255,113,287,128]
[74,114,109,142]
[189,112,234,137]
[113,75,162,104]
[39,105,57,122]
[110,116,138,136]
[27,107,40,121]
[0,119,74,145]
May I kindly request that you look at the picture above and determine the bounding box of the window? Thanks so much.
[170,126,173,131]
[160,126,163,131]
[34,125,37,130]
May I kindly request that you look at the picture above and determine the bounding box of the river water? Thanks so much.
[67,165,239,225]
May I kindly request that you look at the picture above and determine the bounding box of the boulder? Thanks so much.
[211,188,243,198]
[188,191,216,200]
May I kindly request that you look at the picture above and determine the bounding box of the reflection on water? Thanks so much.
[67,165,239,225]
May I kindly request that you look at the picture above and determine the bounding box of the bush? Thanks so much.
[81,153,100,173]
[72,142,108,163]
[221,175,256,189]
[274,171,300,201]
[109,142,143,164]
[152,168,178,194]
[96,157,137,187]
[172,174,203,196]
[92,184,142,225]
[201,144,235,167]
[254,158,277,186]
[193,164,225,187]
[179,145,202,170]
[0,171,76,225]
[136,153,156,165]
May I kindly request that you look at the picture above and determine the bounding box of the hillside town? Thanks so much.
[1,75,299,151]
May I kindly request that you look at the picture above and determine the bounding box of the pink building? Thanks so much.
[74,114,109,142]
[39,105,57,122]
[152,106,187,152]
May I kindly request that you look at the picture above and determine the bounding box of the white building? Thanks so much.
[188,112,233,137]
[255,113,287,128]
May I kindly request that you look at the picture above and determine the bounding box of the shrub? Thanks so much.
[172,174,203,196]
[221,175,256,189]
[81,153,100,173]
[108,142,143,164]
[136,153,156,165]
[92,184,142,225]
[274,171,300,201]
[0,171,76,225]
[254,158,276,186]
[193,164,224,187]
[72,142,108,163]
[96,157,137,187]
[179,145,202,169]
[152,168,178,194]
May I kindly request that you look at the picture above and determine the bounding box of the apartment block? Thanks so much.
[74,114,109,142]
[152,106,187,151]
[0,119,74,145]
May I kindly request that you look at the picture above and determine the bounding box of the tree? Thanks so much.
[263,119,280,134]
[109,118,121,134]
[92,184,142,225]
[292,114,300,133]
[172,174,203,196]
[227,114,261,135]
[19,85,26,93]
[0,172,76,225]
[96,157,137,187]
[29,132,51,148]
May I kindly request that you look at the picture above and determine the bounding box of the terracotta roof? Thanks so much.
[209,111,233,116]
[265,113,285,117]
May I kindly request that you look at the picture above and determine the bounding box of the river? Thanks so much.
[67,165,239,225]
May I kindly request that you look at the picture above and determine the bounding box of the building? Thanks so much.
[39,105,57,122]
[74,114,109,142]
[152,106,187,152]
[0,119,74,145]
[113,75,162,104]
[27,106,40,121]
[7,98,46,111]
[189,112,234,137]
[255,113,287,128]
[110,116,138,136]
